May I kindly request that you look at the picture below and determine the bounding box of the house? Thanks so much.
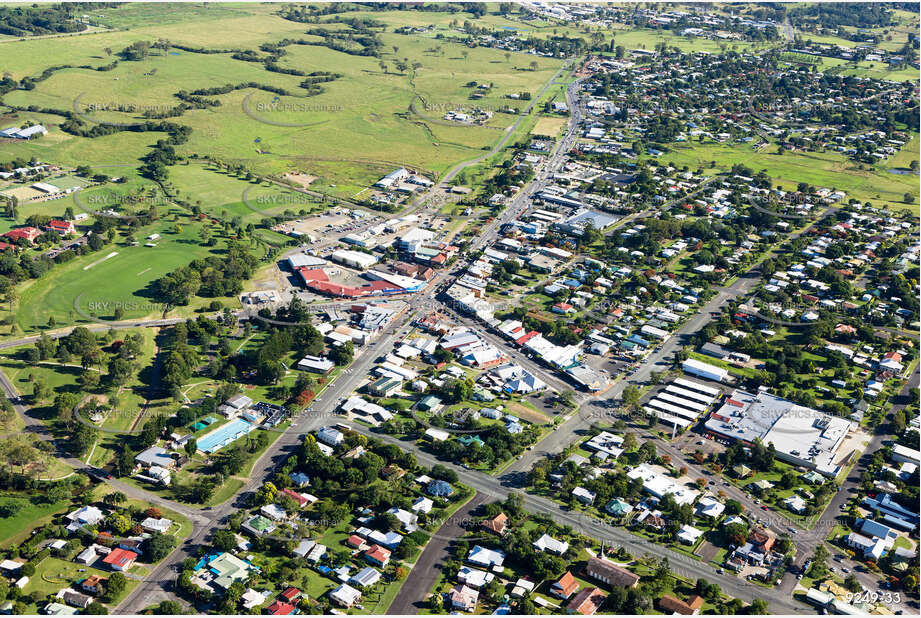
[242,515,276,537]
[350,566,381,588]
[551,571,580,599]
[510,577,536,598]
[57,588,92,609]
[242,589,269,610]
[346,535,367,550]
[677,525,704,545]
[567,587,607,615]
[458,567,493,589]
[605,498,633,517]
[467,545,505,569]
[481,513,508,535]
[426,479,454,497]
[2,226,41,244]
[417,395,444,412]
[134,446,176,470]
[46,220,75,236]
[281,487,311,509]
[317,427,344,446]
[75,546,98,565]
[140,517,172,534]
[386,507,418,532]
[80,575,107,596]
[424,427,450,442]
[278,587,301,604]
[292,539,316,559]
[658,594,705,615]
[572,487,596,505]
[585,556,639,587]
[411,497,434,514]
[266,601,295,615]
[194,552,260,592]
[66,505,105,530]
[533,534,569,555]
[0,560,22,574]
[784,495,807,514]
[102,548,138,572]
[330,583,361,607]
[296,355,335,374]
[364,544,391,567]
[42,602,76,616]
[260,503,288,522]
[449,584,479,612]
[552,302,576,314]
[695,496,725,519]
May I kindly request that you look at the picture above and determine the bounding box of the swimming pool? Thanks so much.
[197,418,255,454]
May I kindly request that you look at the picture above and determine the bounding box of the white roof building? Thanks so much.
[533,534,569,555]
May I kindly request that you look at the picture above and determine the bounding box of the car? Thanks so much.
[841,568,849,574]
[760,505,768,510]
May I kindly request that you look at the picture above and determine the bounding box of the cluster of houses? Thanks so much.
[443,509,644,614]
[203,460,459,612]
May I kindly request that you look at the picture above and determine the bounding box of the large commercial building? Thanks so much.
[682,357,729,383]
[331,249,378,270]
[704,389,853,477]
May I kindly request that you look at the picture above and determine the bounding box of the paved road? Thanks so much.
[339,421,805,614]
[387,493,489,615]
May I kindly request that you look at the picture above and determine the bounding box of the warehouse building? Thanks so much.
[682,357,729,383]
[704,389,852,477]
[331,249,378,270]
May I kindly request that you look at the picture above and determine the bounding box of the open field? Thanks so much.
[663,139,920,208]
[532,114,568,137]
[1,5,564,196]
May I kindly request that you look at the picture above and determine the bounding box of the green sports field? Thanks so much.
[10,217,242,334]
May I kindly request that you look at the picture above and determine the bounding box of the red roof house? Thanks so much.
[46,220,75,235]
[346,535,367,549]
[279,587,301,603]
[364,544,391,567]
[266,601,295,615]
[102,548,138,571]
[281,488,310,508]
[3,226,41,244]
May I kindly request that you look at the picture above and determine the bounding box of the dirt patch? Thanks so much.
[532,115,567,137]
[283,171,317,188]
[506,401,549,425]
[0,186,42,202]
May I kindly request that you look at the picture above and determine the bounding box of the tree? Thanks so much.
[904,193,915,204]
[184,436,197,457]
[104,572,126,602]
[104,491,127,506]
[329,340,353,366]
[621,432,637,452]
[83,602,108,615]
[808,543,829,578]
[155,601,184,615]
[621,385,640,408]
[212,529,237,552]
